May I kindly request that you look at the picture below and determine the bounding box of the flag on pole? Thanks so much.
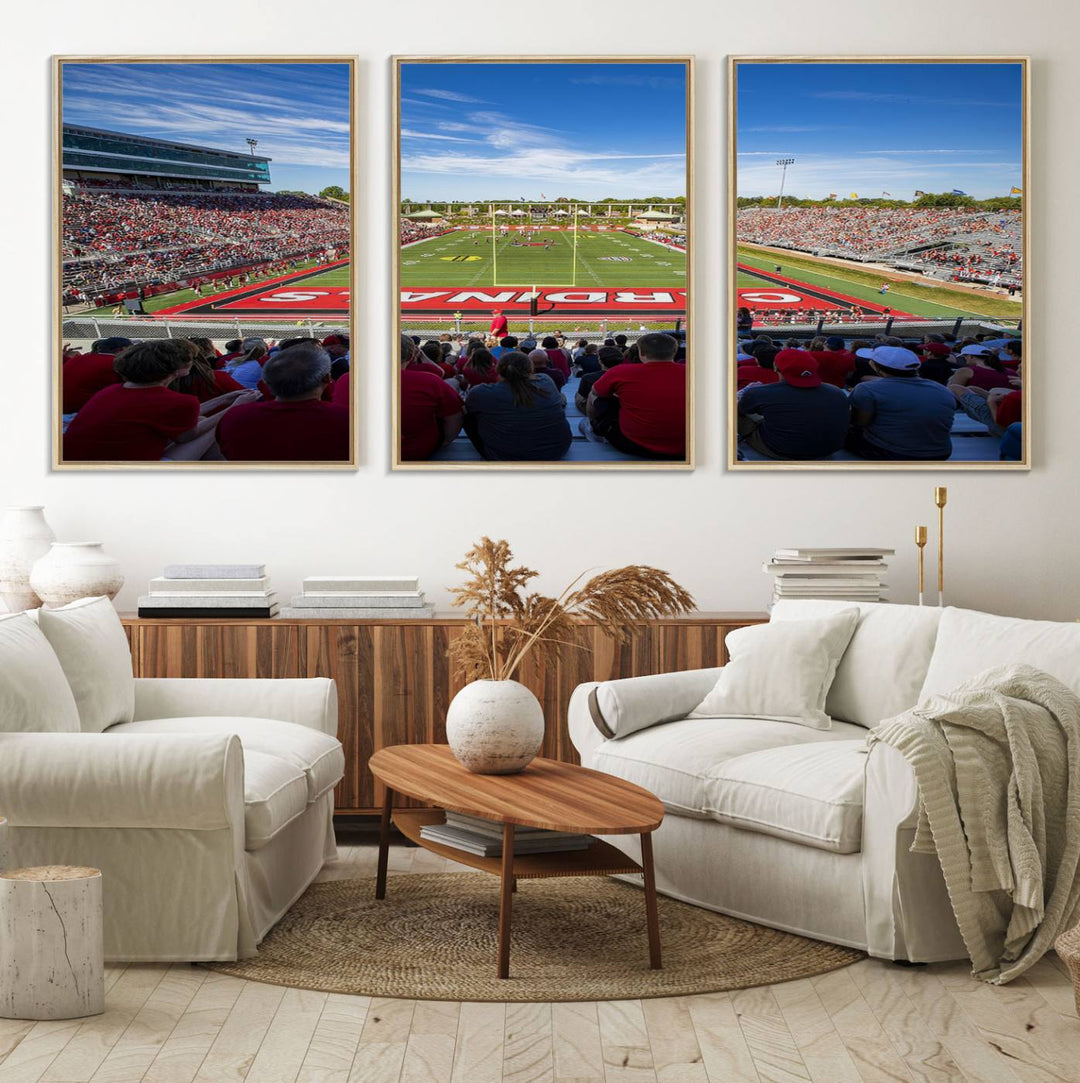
[849,192,858,199]
[951,188,968,196]
[827,192,837,200]
[882,191,892,197]
[1010,186,1023,195]
[540,192,547,199]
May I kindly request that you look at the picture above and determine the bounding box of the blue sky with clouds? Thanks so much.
[737,62,1023,199]
[62,62,350,194]
[400,62,688,201]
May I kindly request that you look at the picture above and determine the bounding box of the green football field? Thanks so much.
[400,229,686,288]
[737,246,1023,322]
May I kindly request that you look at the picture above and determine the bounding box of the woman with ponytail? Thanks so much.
[463,349,572,460]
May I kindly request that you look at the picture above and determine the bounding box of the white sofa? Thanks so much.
[569,601,1080,962]
[0,598,344,962]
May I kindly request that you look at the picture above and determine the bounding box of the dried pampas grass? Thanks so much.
[448,536,695,681]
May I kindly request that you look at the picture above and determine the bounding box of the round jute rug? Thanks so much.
[206,874,863,1002]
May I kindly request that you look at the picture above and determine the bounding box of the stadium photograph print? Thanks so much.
[54,57,357,469]
[729,57,1029,471]
[393,56,693,469]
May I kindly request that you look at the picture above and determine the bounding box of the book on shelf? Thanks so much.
[279,605,435,619]
[139,593,276,608]
[418,822,592,858]
[771,549,894,561]
[289,592,427,609]
[163,563,266,579]
[443,811,587,842]
[302,576,420,593]
[770,577,887,588]
[137,606,279,619]
[764,564,887,577]
[148,577,272,593]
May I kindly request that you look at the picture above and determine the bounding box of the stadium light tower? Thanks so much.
[246,138,258,157]
[776,158,796,209]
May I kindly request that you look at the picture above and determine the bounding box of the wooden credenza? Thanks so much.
[120,612,767,816]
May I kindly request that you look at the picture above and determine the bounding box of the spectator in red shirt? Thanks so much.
[586,333,687,460]
[489,309,508,338]
[811,336,857,388]
[171,339,245,403]
[62,336,133,413]
[399,335,463,461]
[457,348,499,389]
[63,340,247,462]
[217,342,350,462]
[540,336,571,380]
[736,342,780,391]
[331,370,350,408]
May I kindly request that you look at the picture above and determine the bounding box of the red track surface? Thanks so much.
[737,264,913,316]
[154,261,350,318]
[400,286,686,318]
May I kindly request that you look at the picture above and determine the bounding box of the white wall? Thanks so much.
[4,0,1078,621]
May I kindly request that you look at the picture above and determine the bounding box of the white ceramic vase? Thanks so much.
[445,679,545,774]
[0,506,56,612]
[29,543,125,610]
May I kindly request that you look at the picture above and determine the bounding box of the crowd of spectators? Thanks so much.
[735,330,1022,462]
[62,189,350,296]
[399,328,688,462]
[738,206,1023,287]
[61,331,351,463]
[400,221,452,245]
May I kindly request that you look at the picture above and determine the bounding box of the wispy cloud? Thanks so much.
[414,88,490,104]
[62,62,351,175]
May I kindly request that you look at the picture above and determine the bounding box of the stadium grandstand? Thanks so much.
[738,206,1023,290]
[61,126,350,309]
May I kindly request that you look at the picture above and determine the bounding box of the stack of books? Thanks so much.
[138,564,276,618]
[280,576,434,619]
[764,548,893,604]
[419,811,593,858]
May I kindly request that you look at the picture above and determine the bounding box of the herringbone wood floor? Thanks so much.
[2,838,1079,1083]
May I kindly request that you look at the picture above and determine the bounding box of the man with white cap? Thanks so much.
[847,345,957,461]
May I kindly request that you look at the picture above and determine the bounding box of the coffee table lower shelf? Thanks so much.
[393,808,644,879]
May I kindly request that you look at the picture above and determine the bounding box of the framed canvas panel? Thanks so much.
[53,56,358,469]
[392,56,694,470]
[728,56,1029,471]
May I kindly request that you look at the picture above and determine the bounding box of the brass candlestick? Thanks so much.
[934,487,948,607]
[915,525,928,606]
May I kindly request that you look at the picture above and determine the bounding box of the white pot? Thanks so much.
[29,543,124,610]
[0,506,56,612]
[445,679,545,774]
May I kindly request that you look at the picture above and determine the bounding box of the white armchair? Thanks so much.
[0,601,343,962]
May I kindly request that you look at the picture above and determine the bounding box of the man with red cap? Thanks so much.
[489,309,508,337]
[737,349,850,460]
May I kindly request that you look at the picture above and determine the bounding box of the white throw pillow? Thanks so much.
[0,612,81,733]
[36,597,134,733]
[770,600,942,727]
[689,609,860,730]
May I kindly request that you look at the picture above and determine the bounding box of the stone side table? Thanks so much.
[0,866,105,1020]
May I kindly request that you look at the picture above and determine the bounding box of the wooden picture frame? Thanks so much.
[392,56,694,470]
[727,56,1030,471]
[53,56,359,470]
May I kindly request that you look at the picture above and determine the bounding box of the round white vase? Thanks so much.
[29,543,125,610]
[445,679,545,774]
[0,506,56,612]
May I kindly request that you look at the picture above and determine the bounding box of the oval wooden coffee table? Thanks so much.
[369,744,665,979]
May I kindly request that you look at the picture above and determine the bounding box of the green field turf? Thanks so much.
[116,259,348,316]
[401,229,685,288]
[738,246,1022,322]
